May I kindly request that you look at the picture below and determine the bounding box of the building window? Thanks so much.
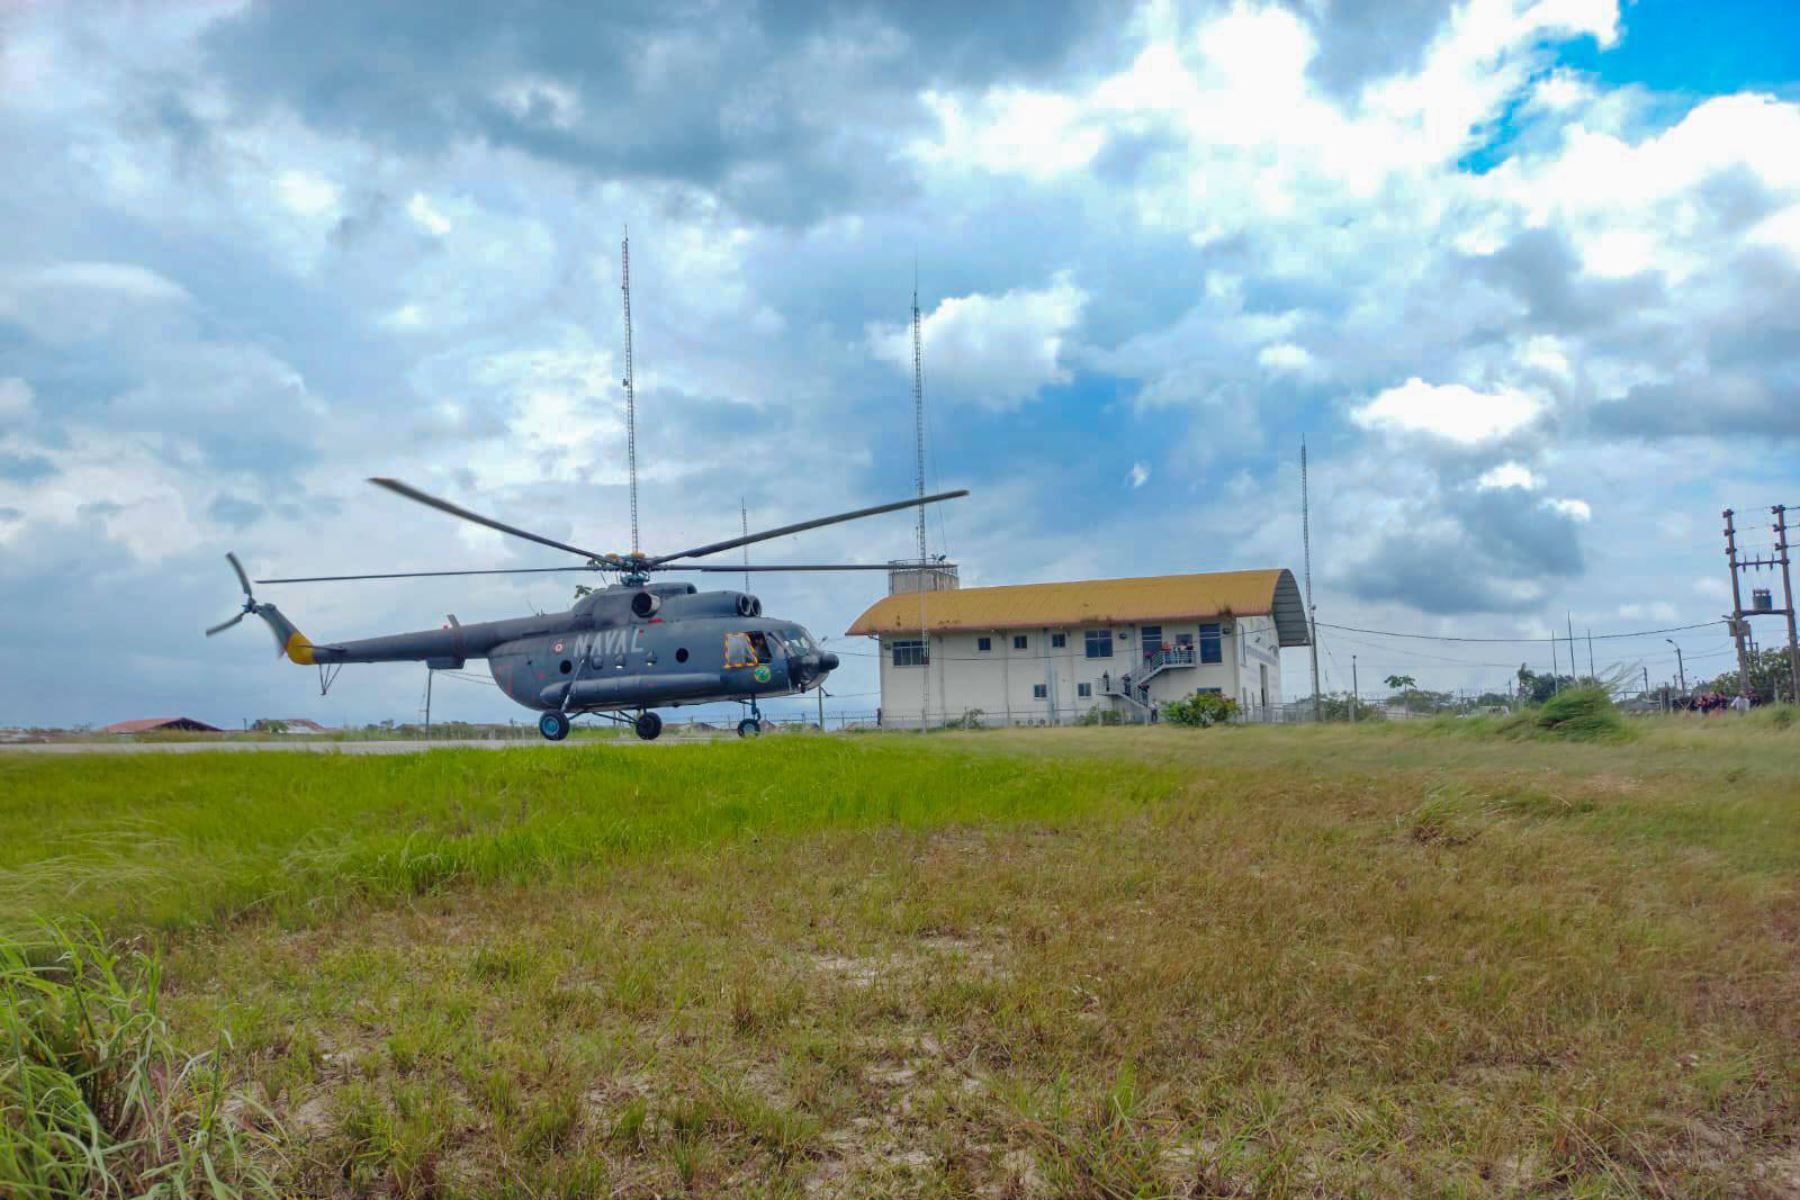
[1084,629,1113,659]
[1198,686,1223,695]
[977,636,992,652]
[1077,682,1092,698]
[1032,683,1047,699]
[1051,632,1066,649]
[1013,634,1028,651]
[1199,623,1222,664]
[891,639,929,668]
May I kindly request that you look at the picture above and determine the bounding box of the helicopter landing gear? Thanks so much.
[633,712,663,741]
[538,711,571,742]
[737,717,762,738]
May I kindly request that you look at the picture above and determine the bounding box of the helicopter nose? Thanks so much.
[819,651,840,673]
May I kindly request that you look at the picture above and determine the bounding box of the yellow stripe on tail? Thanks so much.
[284,632,315,665]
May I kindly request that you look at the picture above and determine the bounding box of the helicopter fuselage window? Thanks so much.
[724,631,770,668]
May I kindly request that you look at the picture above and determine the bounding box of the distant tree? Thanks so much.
[1384,674,1417,691]
[1516,666,1576,705]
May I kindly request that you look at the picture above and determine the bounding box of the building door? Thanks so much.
[1140,625,1162,666]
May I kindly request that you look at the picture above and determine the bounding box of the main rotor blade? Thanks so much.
[370,478,610,562]
[663,563,942,572]
[648,489,969,566]
[205,612,246,636]
[257,566,596,584]
[226,551,252,598]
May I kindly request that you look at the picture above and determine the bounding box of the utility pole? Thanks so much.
[1776,505,1800,705]
[1642,665,1650,707]
[1567,612,1577,683]
[817,686,826,730]
[423,666,433,741]
[1351,654,1359,724]
[1723,509,1755,702]
[1302,437,1322,721]
[1586,628,1595,680]
[913,273,929,734]
[1666,637,1686,694]
[1550,630,1560,691]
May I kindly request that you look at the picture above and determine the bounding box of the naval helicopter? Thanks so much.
[208,477,966,740]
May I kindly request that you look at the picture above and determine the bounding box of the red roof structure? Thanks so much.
[99,717,224,734]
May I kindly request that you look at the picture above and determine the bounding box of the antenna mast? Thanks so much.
[621,231,640,557]
[912,275,927,566]
[1302,437,1321,720]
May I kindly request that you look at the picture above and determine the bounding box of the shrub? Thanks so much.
[1076,707,1125,726]
[0,922,277,1198]
[1531,686,1630,742]
[1163,692,1238,728]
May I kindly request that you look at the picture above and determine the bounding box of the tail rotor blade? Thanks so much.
[226,552,253,598]
[205,612,247,637]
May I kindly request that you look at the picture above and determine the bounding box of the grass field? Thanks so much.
[2,719,1797,1198]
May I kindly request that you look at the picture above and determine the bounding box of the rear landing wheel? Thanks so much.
[538,711,571,742]
[634,712,663,741]
[737,717,761,739]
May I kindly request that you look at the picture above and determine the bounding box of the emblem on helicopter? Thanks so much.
[753,664,772,683]
[552,641,565,653]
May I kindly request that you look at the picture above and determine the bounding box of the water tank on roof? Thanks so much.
[887,559,960,596]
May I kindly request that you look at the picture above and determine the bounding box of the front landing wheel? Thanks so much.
[538,711,571,742]
[634,712,663,741]
[737,718,762,739]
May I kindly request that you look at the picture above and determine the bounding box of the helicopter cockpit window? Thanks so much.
[723,631,772,668]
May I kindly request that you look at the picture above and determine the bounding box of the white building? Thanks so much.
[846,569,1311,727]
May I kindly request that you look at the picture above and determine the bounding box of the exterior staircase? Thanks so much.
[1100,646,1198,721]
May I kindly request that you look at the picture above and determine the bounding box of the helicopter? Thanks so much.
[208,477,967,740]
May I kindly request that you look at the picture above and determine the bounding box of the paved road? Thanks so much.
[0,738,678,755]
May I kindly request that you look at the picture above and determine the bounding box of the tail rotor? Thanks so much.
[206,552,260,639]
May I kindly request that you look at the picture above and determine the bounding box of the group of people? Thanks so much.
[1674,692,1753,715]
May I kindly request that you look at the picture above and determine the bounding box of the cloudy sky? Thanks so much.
[2,0,1796,728]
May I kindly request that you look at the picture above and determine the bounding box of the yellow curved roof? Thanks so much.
[846,568,1311,646]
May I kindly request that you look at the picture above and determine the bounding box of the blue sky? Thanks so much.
[1,0,1797,728]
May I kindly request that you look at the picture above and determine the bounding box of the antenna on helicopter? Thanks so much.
[621,229,641,557]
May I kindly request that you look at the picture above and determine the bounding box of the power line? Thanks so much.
[1313,619,1725,645]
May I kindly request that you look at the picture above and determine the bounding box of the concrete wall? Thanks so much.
[874,616,1279,727]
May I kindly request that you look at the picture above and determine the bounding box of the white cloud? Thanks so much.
[276,169,341,220]
[1476,461,1540,490]
[1128,462,1150,489]
[1257,342,1312,373]
[869,274,1087,409]
[911,87,1105,180]
[1546,497,1591,522]
[406,192,454,236]
[1352,378,1544,444]
[11,261,189,304]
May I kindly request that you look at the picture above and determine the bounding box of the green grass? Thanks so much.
[0,740,1172,932]
[1,923,277,1198]
[2,722,1797,1197]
